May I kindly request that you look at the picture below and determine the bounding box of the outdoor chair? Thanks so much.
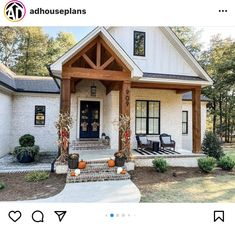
[160,133,176,150]
[136,135,152,149]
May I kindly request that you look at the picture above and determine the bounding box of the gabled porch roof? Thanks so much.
[50,27,143,78]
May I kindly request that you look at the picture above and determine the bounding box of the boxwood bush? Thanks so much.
[13,145,39,159]
[202,131,224,160]
[198,157,216,173]
[152,158,168,173]
[218,156,235,171]
[19,134,35,147]
[0,182,5,190]
[25,171,49,182]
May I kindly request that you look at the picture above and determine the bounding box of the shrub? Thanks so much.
[152,158,168,173]
[202,131,224,160]
[19,134,35,147]
[198,157,216,173]
[0,182,5,190]
[25,171,49,182]
[13,145,39,159]
[218,156,235,171]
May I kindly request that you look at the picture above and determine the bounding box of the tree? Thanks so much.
[201,35,235,142]
[0,27,23,68]
[171,26,203,58]
[13,27,49,76]
[47,32,76,65]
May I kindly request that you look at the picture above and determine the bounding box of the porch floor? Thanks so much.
[72,148,201,162]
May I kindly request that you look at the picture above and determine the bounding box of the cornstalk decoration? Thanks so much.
[55,112,73,163]
[114,114,132,161]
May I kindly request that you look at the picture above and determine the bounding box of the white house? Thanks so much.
[0,26,212,158]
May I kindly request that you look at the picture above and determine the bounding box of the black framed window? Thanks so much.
[133,31,145,56]
[135,100,160,135]
[35,106,46,125]
[182,111,188,134]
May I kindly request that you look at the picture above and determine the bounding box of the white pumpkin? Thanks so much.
[117,167,123,174]
[75,169,81,176]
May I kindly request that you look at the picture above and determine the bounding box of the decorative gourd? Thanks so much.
[75,169,81,176]
[121,169,127,174]
[78,159,87,169]
[117,167,123,174]
[108,158,115,167]
[70,171,75,177]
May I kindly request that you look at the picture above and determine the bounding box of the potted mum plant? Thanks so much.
[13,134,39,163]
[114,151,127,167]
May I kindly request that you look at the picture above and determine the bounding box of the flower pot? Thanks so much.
[115,157,126,167]
[68,154,79,169]
[17,154,34,163]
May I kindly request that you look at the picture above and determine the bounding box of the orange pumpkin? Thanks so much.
[78,159,87,169]
[121,169,127,175]
[70,171,76,177]
[108,159,115,167]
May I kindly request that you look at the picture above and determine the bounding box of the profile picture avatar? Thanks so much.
[4,0,26,22]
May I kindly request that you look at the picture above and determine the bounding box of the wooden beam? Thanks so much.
[176,89,191,94]
[131,82,200,91]
[96,41,101,67]
[63,67,131,81]
[192,87,201,153]
[60,77,71,113]
[82,54,97,69]
[99,56,115,70]
[99,38,130,72]
[64,38,97,67]
[71,79,76,93]
[106,81,120,95]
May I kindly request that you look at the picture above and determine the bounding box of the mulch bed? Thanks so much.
[130,167,235,186]
[0,172,66,201]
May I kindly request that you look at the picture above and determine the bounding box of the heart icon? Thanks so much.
[8,211,22,222]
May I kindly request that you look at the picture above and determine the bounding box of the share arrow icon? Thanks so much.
[54,211,67,222]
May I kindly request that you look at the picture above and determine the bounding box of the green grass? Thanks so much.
[223,147,235,161]
[25,171,49,182]
[141,175,235,203]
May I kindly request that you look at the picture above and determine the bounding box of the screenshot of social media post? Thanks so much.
[0,0,234,226]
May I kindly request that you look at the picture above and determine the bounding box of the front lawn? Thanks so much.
[223,144,235,161]
[0,172,66,201]
[131,167,235,203]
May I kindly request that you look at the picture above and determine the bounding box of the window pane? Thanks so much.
[182,111,187,122]
[136,101,147,117]
[149,118,159,134]
[134,31,145,56]
[136,118,147,134]
[182,123,187,134]
[149,102,159,117]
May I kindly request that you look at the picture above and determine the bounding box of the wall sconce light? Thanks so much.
[91,85,96,97]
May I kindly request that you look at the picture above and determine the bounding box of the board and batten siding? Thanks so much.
[182,101,207,151]
[11,93,60,152]
[0,90,13,157]
[109,27,197,77]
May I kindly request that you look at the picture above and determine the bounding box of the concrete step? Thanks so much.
[66,171,130,183]
[71,140,110,150]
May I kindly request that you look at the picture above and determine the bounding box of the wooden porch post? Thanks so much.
[60,77,71,113]
[192,87,201,153]
[119,81,131,151]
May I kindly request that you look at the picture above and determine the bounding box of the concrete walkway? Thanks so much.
[29,180,141,203]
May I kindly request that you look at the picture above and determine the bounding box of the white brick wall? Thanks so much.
[11,93,60,152]
[182,101,207,151]
[0,90,13,157]
[131,89,182,150]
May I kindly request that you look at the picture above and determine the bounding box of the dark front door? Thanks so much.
[80,101,100,139]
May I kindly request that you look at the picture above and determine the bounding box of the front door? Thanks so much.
[80,101,100,139]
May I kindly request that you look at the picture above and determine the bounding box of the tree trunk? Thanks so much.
[219,93,223,142]
[212,99,217,134]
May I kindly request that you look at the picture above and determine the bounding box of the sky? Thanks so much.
[43,26,235,50]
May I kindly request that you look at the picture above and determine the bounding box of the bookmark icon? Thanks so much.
[54,211,67,222]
